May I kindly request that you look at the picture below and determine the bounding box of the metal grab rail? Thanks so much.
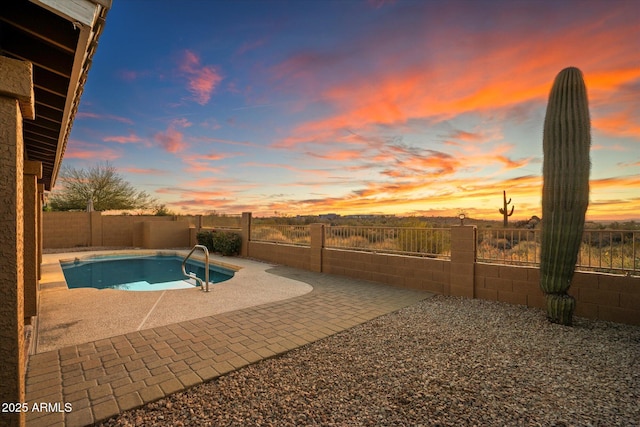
[182,245,210,292]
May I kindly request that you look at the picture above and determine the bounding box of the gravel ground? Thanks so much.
[97,296,640,426]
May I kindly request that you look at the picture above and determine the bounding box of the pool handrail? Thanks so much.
[182,245,210,292]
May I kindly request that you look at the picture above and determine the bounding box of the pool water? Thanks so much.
[61,254,234,291]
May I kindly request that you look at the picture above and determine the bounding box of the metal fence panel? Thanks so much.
[325,226,451,258]
[477,228,639,275]
[251,225,311,246]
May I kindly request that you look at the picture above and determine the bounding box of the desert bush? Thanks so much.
[196,230,241,256]
[196,231,214,251]
[212,231,242,256]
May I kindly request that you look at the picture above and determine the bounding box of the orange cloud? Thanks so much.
[179,152,243,174]
[248,172,640,221]
[307,149,364,161]
[593,109,640,140]
[241,161,331,177]
[179,50,223,105]
[273,5,639,151]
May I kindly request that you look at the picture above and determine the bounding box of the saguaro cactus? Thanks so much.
[540,67,591,326]
[499,190,514,227]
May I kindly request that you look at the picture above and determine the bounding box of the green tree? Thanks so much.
[48,162,155,212]
[153,204,175,216]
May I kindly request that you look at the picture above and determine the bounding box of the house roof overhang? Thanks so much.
[0,0,111,190]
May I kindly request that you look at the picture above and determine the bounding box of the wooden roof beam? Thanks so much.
[0,1,77,53]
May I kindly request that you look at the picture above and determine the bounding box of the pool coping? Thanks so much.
[59,250,244,273]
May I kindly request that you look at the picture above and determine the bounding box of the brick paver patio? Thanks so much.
[25,266,431,426]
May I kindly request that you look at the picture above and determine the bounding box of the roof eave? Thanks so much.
[29,0,111,190]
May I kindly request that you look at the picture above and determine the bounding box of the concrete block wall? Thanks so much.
[141,221,191,249]
[247,241,311,271]
[43,211,91,248]
[102,215,173,247]
[43,213,180,248]
[570,272,640,325]
[239,215,639,325]
[474,263,640,325]
[475,263,543,308]
[322,249,450,294]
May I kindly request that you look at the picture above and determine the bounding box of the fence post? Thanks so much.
[310,223,324,272]
[450,225,477,298]
[241,212,252,257]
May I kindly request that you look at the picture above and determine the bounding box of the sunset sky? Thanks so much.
[63,0,640,220]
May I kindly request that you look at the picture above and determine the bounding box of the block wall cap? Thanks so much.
[0,57,35,119]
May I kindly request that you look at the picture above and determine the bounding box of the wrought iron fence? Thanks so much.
[249,224,638,275]
[477,228,639,275]
[250,225,311,246]
[325,226,451,258]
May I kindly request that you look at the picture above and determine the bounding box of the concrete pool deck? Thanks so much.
[35,249,313,353]
[25,249,432,426]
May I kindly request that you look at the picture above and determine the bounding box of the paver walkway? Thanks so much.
[25,266,431,426]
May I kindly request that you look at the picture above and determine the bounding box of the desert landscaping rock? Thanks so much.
[97,296,639,426]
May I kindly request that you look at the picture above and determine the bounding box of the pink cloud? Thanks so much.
[308,149,364,161]
[117,69,142,82]
[179,50,223,105]
[154,126,187,153]
[65,140,121,160]
[235,38,266,56]
[179,152,241,174]
[76,112,134,125]
[103,133,144,144]
[123,167,168,175]
[193,136,262,149]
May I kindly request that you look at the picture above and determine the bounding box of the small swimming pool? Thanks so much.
[61,254,235,291]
